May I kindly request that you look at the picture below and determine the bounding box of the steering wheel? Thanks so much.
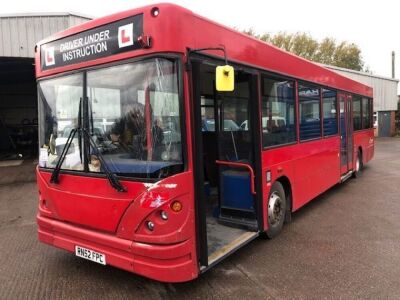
[49,134,56,155]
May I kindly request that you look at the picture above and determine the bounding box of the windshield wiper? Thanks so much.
[82,128,127,192]
[50,127,126,192]
[50,128,77,184]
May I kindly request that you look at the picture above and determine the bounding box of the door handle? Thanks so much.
[215,160,256,195]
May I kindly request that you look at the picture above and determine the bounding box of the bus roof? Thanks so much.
[35,3,372,97]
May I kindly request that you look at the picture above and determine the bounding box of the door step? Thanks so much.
[205,231,259,269]
[220,206,256,219]
[218,214,258,231]
[340,171,353,182]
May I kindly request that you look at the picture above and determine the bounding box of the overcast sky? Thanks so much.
[2,0,399,83]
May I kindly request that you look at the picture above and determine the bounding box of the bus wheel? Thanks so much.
[265,181,286,239]
[353,150,362,178]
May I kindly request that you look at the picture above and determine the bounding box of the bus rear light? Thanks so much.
[171,201,182,212]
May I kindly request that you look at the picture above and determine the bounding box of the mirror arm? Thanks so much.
[187,46,228,65]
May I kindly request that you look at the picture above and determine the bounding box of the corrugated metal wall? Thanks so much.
[326,66,399,112]
[0,14,91,58]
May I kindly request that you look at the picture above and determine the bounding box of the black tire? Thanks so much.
[353,150,362,178]
[264,181,286,239]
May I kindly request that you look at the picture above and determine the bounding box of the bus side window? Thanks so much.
[362,97,371,129]
[322,89,338,136]
[353,95,362,131]
[261,76,296,147]
[298,83,321,141]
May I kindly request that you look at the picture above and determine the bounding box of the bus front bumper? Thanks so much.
[37,214,197,282]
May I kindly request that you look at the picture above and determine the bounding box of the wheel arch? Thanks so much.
[275,175,293,223]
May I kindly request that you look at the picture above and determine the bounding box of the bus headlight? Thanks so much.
[160,210,168,220]
[146,221,155,231]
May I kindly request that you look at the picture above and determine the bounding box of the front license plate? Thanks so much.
[75,245,106,265]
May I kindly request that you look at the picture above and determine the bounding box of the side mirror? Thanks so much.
[215,65,234,92]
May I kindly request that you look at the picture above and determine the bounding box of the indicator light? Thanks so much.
[171,201,182,212]
[151,7,159,17]
[266,170,272,183]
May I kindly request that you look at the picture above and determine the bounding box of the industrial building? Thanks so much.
[326,65,399,137]
[0,13,91,160]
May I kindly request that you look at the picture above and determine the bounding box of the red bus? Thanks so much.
[35,3,374,282]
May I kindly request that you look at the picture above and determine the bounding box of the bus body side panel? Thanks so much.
[353,129,374,165]
[261,137,340,230]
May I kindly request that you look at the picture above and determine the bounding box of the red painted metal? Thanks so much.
[215,160,256,195]
[35,4,373,98]
[37,213,197,282]
[35,3,374,283]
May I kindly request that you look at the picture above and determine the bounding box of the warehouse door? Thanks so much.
[0,57,37,160]
[378,111,391,137]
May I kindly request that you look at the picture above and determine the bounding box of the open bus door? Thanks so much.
[339,93,353,177]
[190,57,262,269]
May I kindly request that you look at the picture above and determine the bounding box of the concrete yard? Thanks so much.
[0,138,399,299]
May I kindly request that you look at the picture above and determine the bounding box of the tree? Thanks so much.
[333,42,364,71]
[242,30,365,71]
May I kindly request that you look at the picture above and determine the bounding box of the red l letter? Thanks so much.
[121,29,130,43]
[46,51,53,63]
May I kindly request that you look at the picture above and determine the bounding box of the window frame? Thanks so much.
[352,94,362,131]
[261,74,298,149]
[37,72,86,172]
[361,96,372,130]
[37,53,187,183]
[297,81,323,142]
[352,94,374,131]
[321,88,339,138]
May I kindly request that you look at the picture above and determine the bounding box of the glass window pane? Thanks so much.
[201,96,215,131]
[262,77,296,147]
[217,76,252,162]
[86,58,183,178]
[353,96,362,130]
[322,89,337,136]
[38,73,84,170]
[362,97,371,129]
[299,84,321,141]
[221,98,246,132]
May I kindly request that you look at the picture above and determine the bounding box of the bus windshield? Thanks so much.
[38,57,183,179]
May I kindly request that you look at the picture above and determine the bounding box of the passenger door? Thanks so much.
[216,72,258,224]
[190,58,261,268]
[339,93,353,175]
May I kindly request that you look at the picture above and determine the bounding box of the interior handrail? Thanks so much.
[215,160,256,195]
